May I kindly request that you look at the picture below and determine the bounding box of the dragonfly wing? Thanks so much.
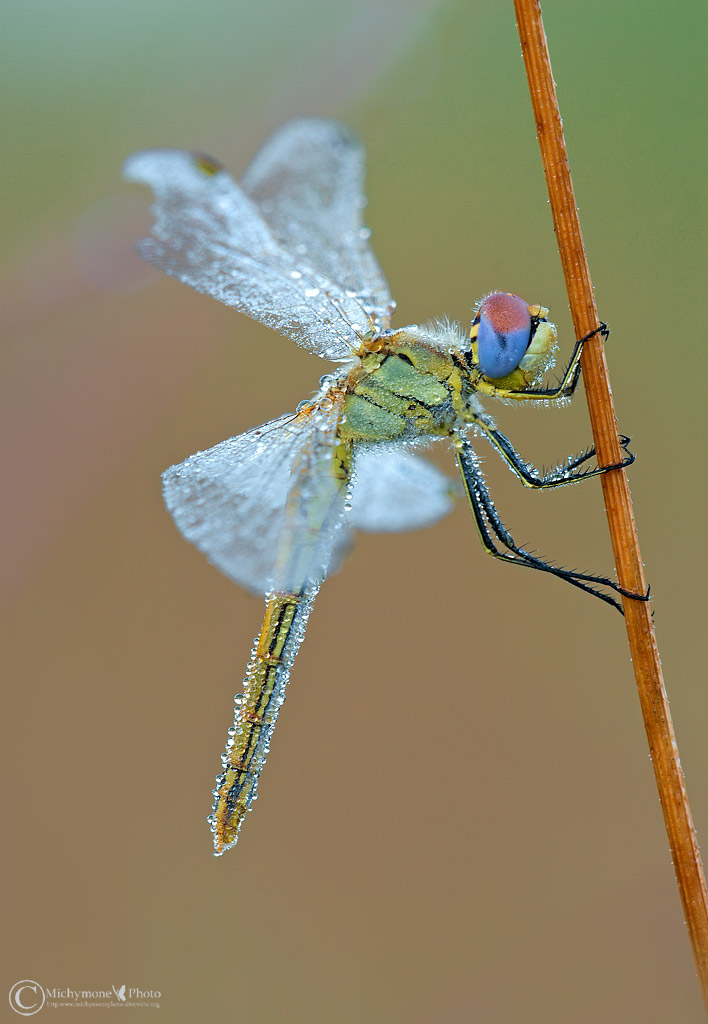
[350,448,457,532]
[242,119,395,332]
[162,389,352,595]
[123,149,372,360]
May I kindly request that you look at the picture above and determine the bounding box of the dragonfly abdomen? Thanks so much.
[210,590,317,855]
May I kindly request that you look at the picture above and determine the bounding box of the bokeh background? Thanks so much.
[3,0,707,1020]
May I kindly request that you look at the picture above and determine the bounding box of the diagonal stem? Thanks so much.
[513,0,708,1007]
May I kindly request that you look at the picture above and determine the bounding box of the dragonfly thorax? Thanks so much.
[339,328,466,444]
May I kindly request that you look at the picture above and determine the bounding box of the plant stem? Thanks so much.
[513,0,708,1006]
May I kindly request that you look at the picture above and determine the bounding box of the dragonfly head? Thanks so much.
[467,293,557,389]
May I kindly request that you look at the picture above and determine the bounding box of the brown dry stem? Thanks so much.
[513,0,708,1007]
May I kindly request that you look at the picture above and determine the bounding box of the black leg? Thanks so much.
[473,419,635,489]
[454,438,649,614]
[519,322,609,399]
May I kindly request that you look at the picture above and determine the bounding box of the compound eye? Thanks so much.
[476,293,532,379]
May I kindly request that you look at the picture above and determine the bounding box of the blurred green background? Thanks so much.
[2,0,707,1020]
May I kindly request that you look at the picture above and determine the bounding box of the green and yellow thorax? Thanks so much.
[338,328,468,444]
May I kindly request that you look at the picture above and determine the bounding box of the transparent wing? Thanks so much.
[123,149,373,360]
[162,390,351,595]
[242,119,395,332]
[350,448,457,532]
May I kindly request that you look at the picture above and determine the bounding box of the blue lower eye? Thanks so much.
[477,296,532,378]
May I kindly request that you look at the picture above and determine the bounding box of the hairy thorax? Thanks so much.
[338,329,469,444]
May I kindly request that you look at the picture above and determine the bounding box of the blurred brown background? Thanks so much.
[3,0,707,1020]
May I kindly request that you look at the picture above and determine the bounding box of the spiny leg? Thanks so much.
[468,414,635,489]
[453,437,648,613]
[521,322,609,399]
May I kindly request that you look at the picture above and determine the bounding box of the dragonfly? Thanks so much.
[124,118,641,855]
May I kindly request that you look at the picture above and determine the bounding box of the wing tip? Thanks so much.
[122,148,225,187]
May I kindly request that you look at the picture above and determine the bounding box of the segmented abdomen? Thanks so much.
[209,589,317,855]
